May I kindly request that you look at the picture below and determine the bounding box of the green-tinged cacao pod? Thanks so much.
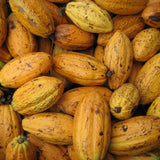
[11,76,64,116]
[9,0,55,37]
[22,112,73,145]
[65,1,113,33]
[109,116,160,155]
[73,91,111,160]
[134,53,160,105]
[0,104,23,160]
[53,51,108,86]
[104,30,134,90]
[109,83,140,120]
[5,135,37,160]
[0,52,52,88]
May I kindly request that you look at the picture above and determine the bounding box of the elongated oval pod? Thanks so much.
[109,116,160,155]
[11,76,64,116]
[134,53,160,105]
[22,112,73,145]
[5,135,37,160]
[9,0,55,38]
[0,52,52,88]
[0,104,23,160]
[53,51,108,86]
[73,91,111,160]
[65,1,113,33]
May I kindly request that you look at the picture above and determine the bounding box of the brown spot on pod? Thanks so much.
[113,107,121,113]
[122,125,128,132]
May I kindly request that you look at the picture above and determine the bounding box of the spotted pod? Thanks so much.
[9,0,55,37]
[65,1,113,33]
[22,112,73,145]
[53,51,108,86]
[73,91,111,160]
[104,30,134,90]
[12,76,64,116]
[0,52,52,88]
[109,116,160,155]
[134,53,160,105]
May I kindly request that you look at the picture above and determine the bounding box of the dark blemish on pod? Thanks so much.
[106,70,115,77]
[149,15,160,22]
[99,132,103,136]
[18,6,25,13]
[28,17,37,27]
[122,125,128,132]
[38,129,43,132]
[38,84,42,87]
[26,63,32,68]
[88,61,97,70]
[113,107,122,113]
[9,21,16,29]
[95,109,100,114]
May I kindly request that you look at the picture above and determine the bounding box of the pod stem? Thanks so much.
[18,135,28,144]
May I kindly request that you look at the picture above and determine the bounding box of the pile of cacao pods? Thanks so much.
[0,0,160,159]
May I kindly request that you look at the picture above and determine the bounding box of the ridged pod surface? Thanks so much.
[12,76,64,116]
[104,30,134,90]
[5,135,37,160]
[53,51,108,86]
[55,86,112,116]
[6,13,38,57]
[9,0,55,37]
[134,53,160,105]
[109,83,140,120]
[65,1,113,33]
[109,116,160,155]
[94,0,148,15]
[73,91,111,160]
[22,112,73,145]
[0,52,52,88]
[0,104,23,160]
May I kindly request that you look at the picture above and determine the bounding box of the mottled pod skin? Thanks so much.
[132,28,160,62]
[0,52,52,88]
[65,1,113,33]
[6,13,38,58]
[12,76,64,116]
[0,105,23,160]
[104,30,134,90]
[94,0,148,15]
[109,116,160,155]
[73,91,111,160]
[134,53,160,105]
[54,24,95,50]
[5,135,37,160]
[22,112,73,145]
[55,86,112,116]
[97,14,145,46]
[53,51,108,86]
[9,0,55,38]
[147,96,160,117]
[109,83,140,120]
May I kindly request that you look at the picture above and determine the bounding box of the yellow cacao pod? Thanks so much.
[6,135,37,160]
[109,116,160,155]
[53,51,108,86]
[6,13,38,58]
[134,53,160,105]
[0,52,52,88]
[73,91,111,160]
[55,86,112,116]
[109,83,140,120]
[97,14,145,46]
[0,104,23,160]
[67,145,79,160]
[0,45,12,63]
[104,30,134,90]
[22,112,73,145]
[65,1,113,33]
[9,0,55,38]
[132,28,160,62]
[147,95,160,117]
[11,76,64,116]
[28,134,70,160]
[94,0,148,15]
